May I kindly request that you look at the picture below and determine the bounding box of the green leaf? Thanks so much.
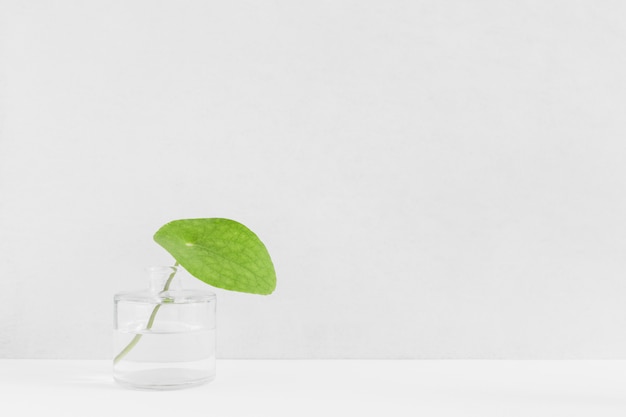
[154,218,276,295]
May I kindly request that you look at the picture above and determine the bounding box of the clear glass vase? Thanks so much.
[113,266,216,389]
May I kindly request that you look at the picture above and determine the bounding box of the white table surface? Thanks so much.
[2,360,626,416]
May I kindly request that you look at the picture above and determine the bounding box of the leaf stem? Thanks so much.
[113,262,179,365]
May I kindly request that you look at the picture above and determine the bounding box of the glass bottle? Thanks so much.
[113,266,216,389]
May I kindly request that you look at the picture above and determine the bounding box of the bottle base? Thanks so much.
[114,368,215,390]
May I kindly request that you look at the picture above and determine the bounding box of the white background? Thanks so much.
[1,1,626,359]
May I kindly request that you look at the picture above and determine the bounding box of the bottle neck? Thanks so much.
[147,266,181,292]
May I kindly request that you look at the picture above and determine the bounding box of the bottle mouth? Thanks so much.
[146,265,180,293]
[145,265,178,274]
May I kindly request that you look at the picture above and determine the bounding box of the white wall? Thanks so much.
[2,1,626,359]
